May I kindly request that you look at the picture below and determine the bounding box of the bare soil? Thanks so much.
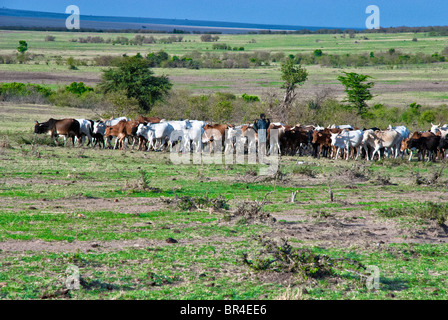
[0,236,246,253]
[0,196,166,214]
[0,70,100,86]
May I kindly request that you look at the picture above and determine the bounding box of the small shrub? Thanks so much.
[378,202,448,225]
[292,165,317,178]
[171,194,229,211]
[45,35,56,42]
[0,136,11,149]
[64,82,94,96]
[241,237,366,280]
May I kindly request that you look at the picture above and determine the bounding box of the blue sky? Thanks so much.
[1,0,447,28]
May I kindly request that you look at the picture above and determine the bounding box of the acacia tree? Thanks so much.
[337,71,374,115]
[280,57,308,106]
[17,40,28,64]
[99,54,172,112]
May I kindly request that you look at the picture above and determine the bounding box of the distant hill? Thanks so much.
[0,8,354,34]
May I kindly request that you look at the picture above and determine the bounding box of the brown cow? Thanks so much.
[202,123,231,153]
[104,120,139,150]
[401,131,435,161]
[136,116,161,124]
[312,128,342,158]
[34,118,80,146]
[266,124,288,155]
[241,125,258,152]
[281,126,311,156]
[408,134,441,162]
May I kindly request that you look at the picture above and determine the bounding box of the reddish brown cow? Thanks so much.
[34,118,80,146]
[136,116,161,124]
[312,128,342,158]
[104,120,140,150]
[202,123,231,153]
[241,125,258,151]
[266,124,287,154]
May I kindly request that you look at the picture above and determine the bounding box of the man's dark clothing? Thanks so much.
[253,118,270,132]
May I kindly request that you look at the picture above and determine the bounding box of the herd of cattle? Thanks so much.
[33,116,448,162]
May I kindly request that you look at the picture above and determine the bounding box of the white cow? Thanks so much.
[136,122,174,151]
[183,120,205,152]
[103,116,128,127]
[330,129,364,160]
[74,119,93,146]
[91,121,106,148]
[362,129,403,161]
[388,125,410,157]
[161,120,192,151]
[430,123,448,138]
[329,124,354,130]
[184,126,204,153]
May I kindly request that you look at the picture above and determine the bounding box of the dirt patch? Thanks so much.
[0,70,100,86]
[270,206,448,247]
[0,196,167,214]
[0,235,246,253]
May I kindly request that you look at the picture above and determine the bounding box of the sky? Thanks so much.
[1,0,447,29]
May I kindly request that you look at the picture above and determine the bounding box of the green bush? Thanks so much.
[0,82,53,101]
[65,82,94,96]
[419,110,436,124]
[242,93,260,102]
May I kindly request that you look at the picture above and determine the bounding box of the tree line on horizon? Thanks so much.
[2,25,448,35]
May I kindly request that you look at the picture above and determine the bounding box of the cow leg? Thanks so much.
[364,146,370,161]
[355,146,361,161]
[335,147,341,160]
[371,147,378,161]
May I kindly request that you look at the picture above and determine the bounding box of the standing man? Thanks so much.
[253,114,270,160]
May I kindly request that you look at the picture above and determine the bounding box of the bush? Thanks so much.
[150,89,264,124]
[0,82,53,103]
[242,93,260,102]
[378,202,448,225]
[200,34,213,42]
[241,237,366,280]
[419,110,436,124]
[0,54,17,64]
[65,82,94,96]
[44,35,55,42]
[93,55,124,66]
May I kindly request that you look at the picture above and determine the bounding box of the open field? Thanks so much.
[1,30,448,107]
[2,31,448,56]
[1,103,448,300]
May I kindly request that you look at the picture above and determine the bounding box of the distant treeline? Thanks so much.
[2,25,448,35]
[293,48,447,67]
[70,35,184,45]
[3,46,448,69]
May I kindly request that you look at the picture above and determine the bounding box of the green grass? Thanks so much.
[1,86,448,300]
[2,31,447,57]
[2,242,448,299]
